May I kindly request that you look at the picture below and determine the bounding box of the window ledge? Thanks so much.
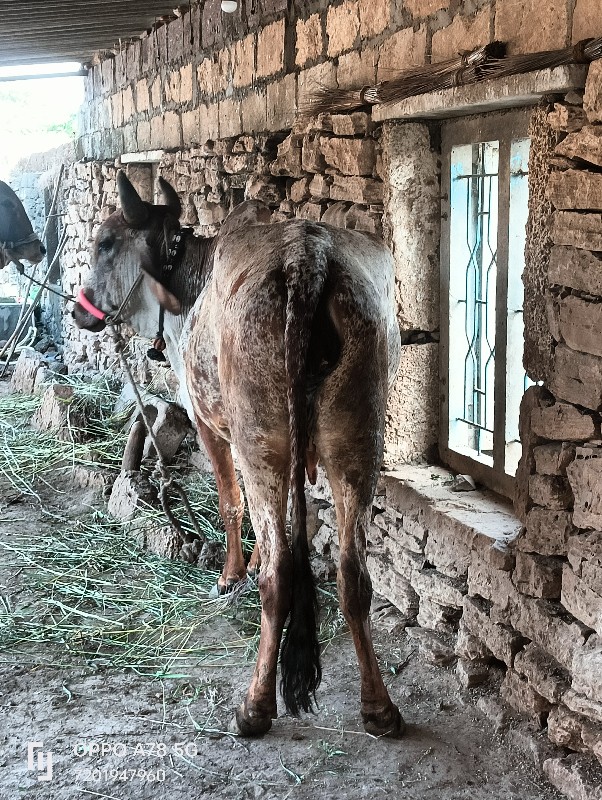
[380,463,522,546]
[372,65,587,123]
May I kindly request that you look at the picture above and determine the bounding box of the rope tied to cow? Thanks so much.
[106,319,208,561]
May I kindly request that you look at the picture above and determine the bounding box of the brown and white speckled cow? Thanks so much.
[73,172,403,738]
[0,180,45,268]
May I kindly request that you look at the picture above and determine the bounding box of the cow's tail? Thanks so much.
[280,222,328,716]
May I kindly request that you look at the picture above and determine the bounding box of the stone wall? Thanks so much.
[10,2,602,795]
[79,0,602,161]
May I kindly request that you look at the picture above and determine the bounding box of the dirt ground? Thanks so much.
[0,484,567,800]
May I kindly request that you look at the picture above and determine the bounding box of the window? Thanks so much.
[440,110,530,498]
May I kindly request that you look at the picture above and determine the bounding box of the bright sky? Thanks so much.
[0,62,85,180]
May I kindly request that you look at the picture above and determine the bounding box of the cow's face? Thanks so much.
[73,171,182,334]
[0,181,45,267]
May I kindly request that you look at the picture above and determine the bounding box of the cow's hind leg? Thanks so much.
[196,419,247,592]
[229,465,291,736]
[328,475,405,737]
[316,334,405,737]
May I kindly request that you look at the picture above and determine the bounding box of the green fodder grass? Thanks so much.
[0,376,343,677]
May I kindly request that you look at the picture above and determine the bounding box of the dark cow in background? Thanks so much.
[73,172,403,738]
[0,180,45,268]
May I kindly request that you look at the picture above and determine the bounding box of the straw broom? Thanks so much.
[478,37,602,80]
[298,41,506,118]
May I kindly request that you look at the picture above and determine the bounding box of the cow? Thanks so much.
[0,180,46,268]
[73,171,404,738]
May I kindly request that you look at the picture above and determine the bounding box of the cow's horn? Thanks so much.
[158,177,182,219]
[117,171,149,227]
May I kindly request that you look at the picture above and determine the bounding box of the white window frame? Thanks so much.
[440,109,531,498]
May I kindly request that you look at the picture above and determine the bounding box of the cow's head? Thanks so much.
[73,171,182,335]
[0,180,45,268]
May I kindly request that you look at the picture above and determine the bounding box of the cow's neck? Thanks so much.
[154,233,216,420]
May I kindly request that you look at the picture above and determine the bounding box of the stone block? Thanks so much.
[321,136,376,176]
[573,0,602,41]
[548,705,590,751]
[505,590,590,672]
[297,61,337,107]
[494,0,569,53]
[366,553,419,617]
[257,19,285,78]
[308,174,331,200]
[557,126,602,168]
[550,246,602,295]
[585,61,602,125]
[500,669,551,725]
[289,177,311,203]
[456,657,490,687]
[455,623,492,661]
[107,471,157,521]
[31,384,85,441]
[548,103,588,133]
[514,551,564,600]
[376,26,427,81]
[199,102,220,143]
[562,565,602,636]
[241,89,267,134]
[330,112,371,137]
[516,387,553,523]
[410,567,465,609]
[548,170,602,211]
[572,634,602,701]
[381,122,440,332]
[266,74,296,132]
[219,97,242,139]
[326,0,360,57]
[514,643,570,702]
[336,48,378,91]
[468,551,515,607]
[416,595,460,633]
[358,0,389,39]
[9,349,48,394]
[329,175,383,204]
[431,7,490,63]
[568,532,602,596]
[462,596,524,666]
[544,755,602,800]
[550,344,602,411]
[534,443,576,476]
[424,519,475,579]
[568,450,602,530]
[296,14,323,66]
[531,402,597,441]
[558,295,602,358]
[529,473,573,510]
[552,210,602,251]
[233,34,255,89]
[406,626,456,665]
[564,690,602,725]
[519,508,574,557]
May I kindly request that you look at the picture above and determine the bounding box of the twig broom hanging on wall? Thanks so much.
[299,37,602,119]
[298,42,506,118]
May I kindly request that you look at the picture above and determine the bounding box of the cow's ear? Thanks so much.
[144,274,182,315]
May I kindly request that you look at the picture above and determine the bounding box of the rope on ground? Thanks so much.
[106,320,207,554]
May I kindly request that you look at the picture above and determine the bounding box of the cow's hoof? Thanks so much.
[229,703,273,737]
[362,705,405,738]
[209,577,244,599]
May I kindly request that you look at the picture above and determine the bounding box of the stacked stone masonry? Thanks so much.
[13,2,602,797]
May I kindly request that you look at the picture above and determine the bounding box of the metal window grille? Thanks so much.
[440,111,530,498]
